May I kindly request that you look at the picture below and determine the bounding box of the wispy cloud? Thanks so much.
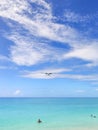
[62,74,98,81]
[64,10,98,23]
[14,89,21,96]
[0,0,77,43]
[0,0,81,66]
[21,67,98,81]
[0,0,98,79]
[64,42,98,66]
[22,68,71,79]
[7,32,65,66]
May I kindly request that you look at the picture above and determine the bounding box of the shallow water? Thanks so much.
[0,98,98,130]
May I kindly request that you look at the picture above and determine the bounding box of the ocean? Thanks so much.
[0,97,98,130]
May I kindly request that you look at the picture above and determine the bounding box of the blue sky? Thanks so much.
[0,0,98,97]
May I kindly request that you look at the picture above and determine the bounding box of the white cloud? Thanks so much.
[62,74,98,81]
[22,70,98,81]
[0,0,81,66]
[22,68,71,79]
[7,33,65,66]
[64,42,98,66]
[21,67,98,81]
[64,10,95,23]
[14,89,21,95]
[0,0,98,69]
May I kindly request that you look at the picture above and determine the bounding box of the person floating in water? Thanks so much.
[90,114,96,118]
[93,115,96,118]
[37,119,42,123]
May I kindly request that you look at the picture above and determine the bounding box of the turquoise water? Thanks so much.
[0,98,98,130]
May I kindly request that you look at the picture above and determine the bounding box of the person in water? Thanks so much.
[37,119,42,123]
[90,114,96,118]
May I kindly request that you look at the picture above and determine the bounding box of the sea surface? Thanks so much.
[0,97,98,130]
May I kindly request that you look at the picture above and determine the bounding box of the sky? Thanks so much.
[0,0,98,97]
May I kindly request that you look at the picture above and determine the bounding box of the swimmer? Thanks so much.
[37,119,42,123]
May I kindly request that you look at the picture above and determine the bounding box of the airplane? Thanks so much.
[44,72,53,76]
